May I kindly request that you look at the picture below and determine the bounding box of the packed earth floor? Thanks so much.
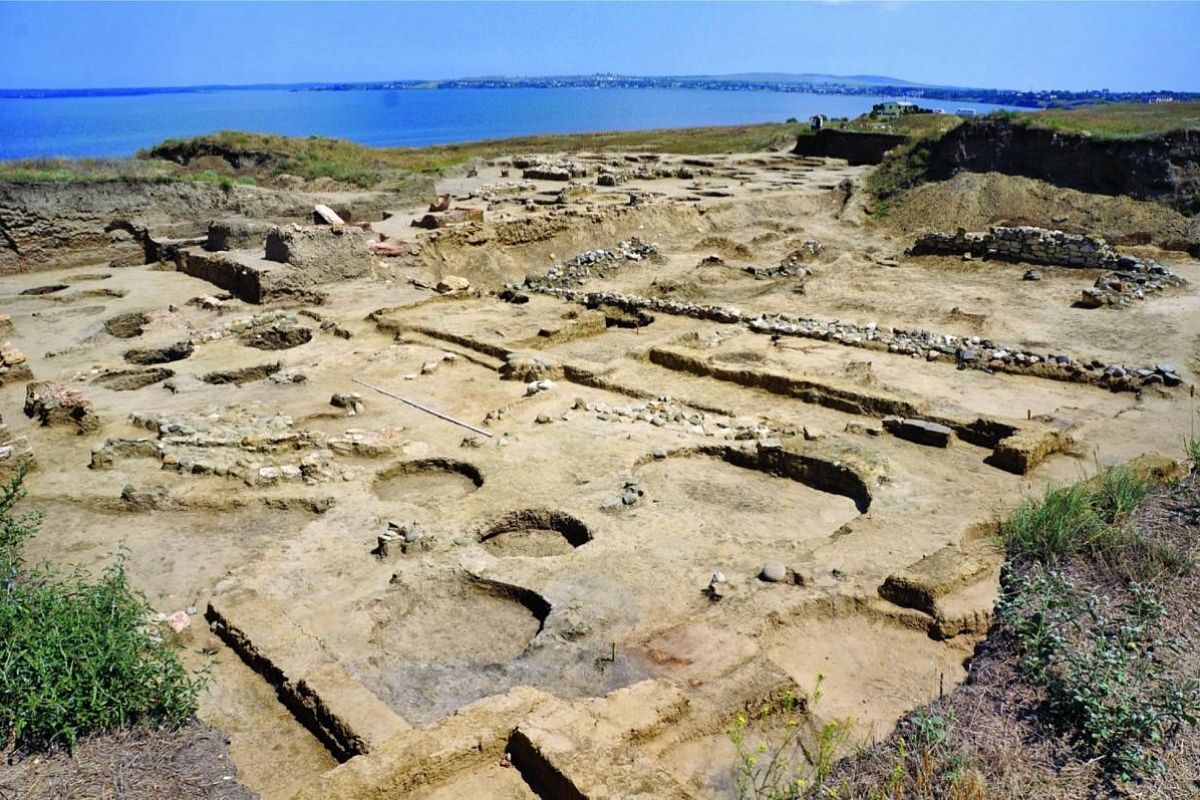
[2,148,1199,799]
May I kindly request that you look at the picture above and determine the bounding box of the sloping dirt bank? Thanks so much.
[0,178,431,275]
[922,117,1200,215]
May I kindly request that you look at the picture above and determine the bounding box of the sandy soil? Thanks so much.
[2,150,1197,798]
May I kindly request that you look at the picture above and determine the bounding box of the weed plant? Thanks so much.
[0,466,205,751]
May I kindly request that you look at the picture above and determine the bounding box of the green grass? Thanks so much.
[1002,567,1200,781]
[1016,102,1200,138]
[997,462,1198,781]
[998,465,1151,564]
[864,137,935,211]
[0,466,205,751]
[1187,426,1200,468]
[145,123,808,184]
[0,156,173,183]
[1,121,808,188]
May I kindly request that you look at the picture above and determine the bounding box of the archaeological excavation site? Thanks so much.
[2,112,1200,798]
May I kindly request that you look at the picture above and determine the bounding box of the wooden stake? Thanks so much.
[352,378,494,438]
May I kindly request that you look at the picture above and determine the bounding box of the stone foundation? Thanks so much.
[910,226,1185,308]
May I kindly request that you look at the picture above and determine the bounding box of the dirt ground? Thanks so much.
[0,720,256,800]
[2,150,1198,798]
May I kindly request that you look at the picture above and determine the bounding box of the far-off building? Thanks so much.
[870,100,934,119]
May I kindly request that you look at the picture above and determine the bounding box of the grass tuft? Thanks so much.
[0,465,206,752]
[998,465,1151,564]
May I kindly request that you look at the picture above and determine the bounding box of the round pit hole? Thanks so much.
[479,509,592,557]
[370,575,548,665]
[373,458,483,507]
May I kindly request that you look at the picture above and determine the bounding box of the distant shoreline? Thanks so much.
[0,86,1020,161]
[3,74,1197,109]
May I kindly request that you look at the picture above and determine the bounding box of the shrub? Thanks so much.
[0,467,205,751]
[1000,567,1200,780]
[727,677,854,799]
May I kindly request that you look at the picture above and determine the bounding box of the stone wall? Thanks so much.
[523,285,1183,393]
[910,225,1184,308]
[911,226,1121,267]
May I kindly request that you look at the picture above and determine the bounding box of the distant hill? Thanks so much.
[681,73,934,88]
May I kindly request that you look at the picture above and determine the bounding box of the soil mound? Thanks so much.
[882,172,1200,251]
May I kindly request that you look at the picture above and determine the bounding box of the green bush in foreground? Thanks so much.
[998,462,1199,781]
[1001,567,1200,780]
[0,467,205,751]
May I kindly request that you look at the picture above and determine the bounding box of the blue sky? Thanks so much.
[0,1,1197,92]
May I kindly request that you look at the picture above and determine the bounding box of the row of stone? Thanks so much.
[570,396,787,441]
[88,407,396,486]
[527,287,1183,393]
[525,238,659,289]
[596,164,695,186]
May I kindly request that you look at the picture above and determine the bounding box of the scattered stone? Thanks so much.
[0,410,34,479]
[435,275,471,294]
[521,238,658,290]
[1023,269,1042,281]
[331,391,366,415]
[0,341,33,386]
[92,406,394,486]
[166,610,190,633]
[375,520,428,557]
[760,562,788,583]
[23,382,99,433]
[704,570,730,601]
[268,370,306,384]
[312,204,345,226]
